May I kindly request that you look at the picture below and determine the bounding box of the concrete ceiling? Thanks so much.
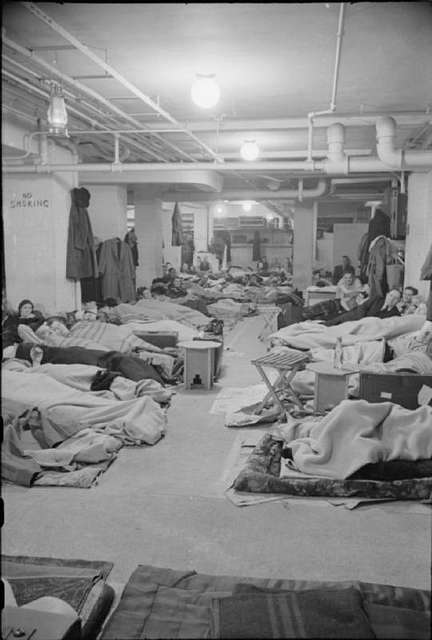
[2,2,432,206]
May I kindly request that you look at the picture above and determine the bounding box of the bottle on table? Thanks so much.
[333,336,343,369]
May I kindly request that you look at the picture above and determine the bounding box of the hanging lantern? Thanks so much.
[47,82,68,135]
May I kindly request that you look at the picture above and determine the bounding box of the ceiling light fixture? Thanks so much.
[240,140,260,161]
[191,74,220,109]
[215,203,225,215]
[242,201,253,212]
[47,81,68,135]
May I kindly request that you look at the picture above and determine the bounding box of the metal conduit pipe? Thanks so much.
[2,36,185,162]
[22,2,222,162]
[307,2,346,161]
[161,181,328,202]
[376,116,432,169]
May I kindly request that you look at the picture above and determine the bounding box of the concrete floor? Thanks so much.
[3,315,431,595]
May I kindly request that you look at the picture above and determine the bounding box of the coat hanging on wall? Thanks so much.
[124,229,139,267]
[98,237,136,303]
[66,187,98,280]
[171,202,184,246]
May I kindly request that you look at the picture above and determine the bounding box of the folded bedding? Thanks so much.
[101,563,430,640]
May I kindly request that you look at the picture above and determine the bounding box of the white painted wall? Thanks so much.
[134,189,164,287]
[82,184,128,241]
[333,222,368,272]
[405,171,432,297]
[316,232,334,271]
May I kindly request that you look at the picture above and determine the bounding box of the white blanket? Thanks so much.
[269,315,426,350]
[2,369,166,447]
[287,399,432,479]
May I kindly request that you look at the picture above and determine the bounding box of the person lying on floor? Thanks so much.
[2,298,45,349]
[3,351,173,404]
[324,289,402,326]
[7,342,175,385]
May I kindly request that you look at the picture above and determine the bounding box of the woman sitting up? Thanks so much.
[335,271,363,311]
[2,299,45,349]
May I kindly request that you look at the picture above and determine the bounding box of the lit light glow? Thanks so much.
[191,74,220,109]
[240,140,260,161]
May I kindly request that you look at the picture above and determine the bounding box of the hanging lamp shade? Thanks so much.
[47,82,68,135]
[240,139,259,161]
[191,74,220,109]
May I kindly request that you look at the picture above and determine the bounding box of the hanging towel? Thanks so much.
[66,187,98,280]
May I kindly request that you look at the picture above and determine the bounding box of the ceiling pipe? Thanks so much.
[124,181,329,202]
[376,116,432,169]
[21,2,222,162]
[147,112,432,132]
[2,36,186,162]
[307,2,346,162]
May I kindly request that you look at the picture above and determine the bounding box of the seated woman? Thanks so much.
[2,299,45,349]
[325,289,402,326]
[335,271,363,311]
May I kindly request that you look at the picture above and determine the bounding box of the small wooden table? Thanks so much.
[179,340,221,390]
[252,349,310,414]
[306,361,359,412]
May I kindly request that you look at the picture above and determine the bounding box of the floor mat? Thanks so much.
[2,555,114,640]
[101,564,431,639]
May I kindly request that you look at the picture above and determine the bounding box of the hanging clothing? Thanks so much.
[66,187,98,280]
[81,241,103,303]
[359,209,391,283]
[98,238,136,303]
[124,229,139,267]
[171,202,184,247]
[420,242,432,322]
[367,235,398,299]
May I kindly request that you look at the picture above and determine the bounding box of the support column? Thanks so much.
[292,202,317,291]
[82,184,128,241]
[3,169,78,315]
[405,171,432,297]
[194,205,211,252]
[134,188,163,287]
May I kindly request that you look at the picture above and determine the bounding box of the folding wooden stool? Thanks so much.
[252,349,310,414]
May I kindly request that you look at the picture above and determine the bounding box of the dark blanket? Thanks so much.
[211,585,374,638]
[15,343,165,384]
[101,564,430,640]
[232,434,432,499]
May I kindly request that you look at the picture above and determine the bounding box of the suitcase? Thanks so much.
[359,372,432,409]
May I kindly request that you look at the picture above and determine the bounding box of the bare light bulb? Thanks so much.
[191,74,220,109]
[242,201,253,212]
[240,140,259,161]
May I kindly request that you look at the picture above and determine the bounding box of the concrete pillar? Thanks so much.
[292,202,317,291]
[134,188,163,287]
[3,167,78,315]
[405,171,432,297]
[82,184,128,241]
[194,205,211,252]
